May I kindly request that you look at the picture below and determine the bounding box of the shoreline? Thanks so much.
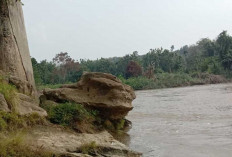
[121,73,231,91]
[134,81,232,91]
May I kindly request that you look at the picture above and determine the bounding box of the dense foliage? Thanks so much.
[32,31,232,89]
[45,103,97,127]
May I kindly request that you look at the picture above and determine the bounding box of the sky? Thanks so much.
[23,0,232,61]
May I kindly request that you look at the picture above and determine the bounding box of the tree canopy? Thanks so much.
[32,31,232,85]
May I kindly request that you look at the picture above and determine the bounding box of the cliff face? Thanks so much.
[0,0,36,95]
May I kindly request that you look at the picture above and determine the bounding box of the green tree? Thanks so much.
[216,31,232,69]
[31,58,42,85]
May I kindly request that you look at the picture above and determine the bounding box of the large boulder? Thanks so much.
[9,76,36,97]
[15,93,47,117]
[43,72,136,119]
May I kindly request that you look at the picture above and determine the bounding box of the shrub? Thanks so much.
[156,73,194,87]
[124,76,156,90]
[104,119,127,131]
[47,103,96,127]
[115,119,126,130]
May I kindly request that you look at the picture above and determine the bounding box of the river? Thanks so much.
[126,83,232,157]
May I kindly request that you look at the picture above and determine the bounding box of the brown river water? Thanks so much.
[126,83,232,157]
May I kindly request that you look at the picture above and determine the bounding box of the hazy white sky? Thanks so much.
[23,0,232,61]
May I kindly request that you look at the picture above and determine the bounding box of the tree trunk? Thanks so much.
[0,0,36,96]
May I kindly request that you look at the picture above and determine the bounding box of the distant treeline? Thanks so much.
[32,31,232,87]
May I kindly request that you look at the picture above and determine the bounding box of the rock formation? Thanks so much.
[0,0,36,96]
[0,93,10,112]
[43,72,136,120]
[15,93,47,116]
[29,126,141,157]
[0,0,46,116]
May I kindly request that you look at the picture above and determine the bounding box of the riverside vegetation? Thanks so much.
[0,73,137,157]
[32,31,232,91]
[0,79,53,156]
[0,0,141,156]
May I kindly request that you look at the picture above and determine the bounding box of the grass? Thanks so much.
[0,77,18,110]
[0,111,46,132]
[0,132,55,157]
[37,84,63,91]
[0,111,55,157]
[78,141,98,154]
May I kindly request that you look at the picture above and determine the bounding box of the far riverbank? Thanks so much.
[120,72,231,90]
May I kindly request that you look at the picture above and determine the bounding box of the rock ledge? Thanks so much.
[43,72,136,119]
